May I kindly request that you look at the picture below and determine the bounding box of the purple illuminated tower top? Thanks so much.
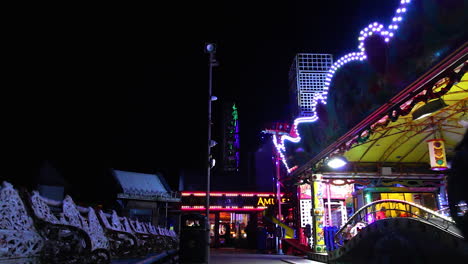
[223,103,240,172]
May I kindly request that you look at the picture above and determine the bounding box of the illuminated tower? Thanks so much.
[289,53,333,118]
[222,102,240,172]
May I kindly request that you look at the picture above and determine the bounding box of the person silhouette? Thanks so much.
[376,206,387,220]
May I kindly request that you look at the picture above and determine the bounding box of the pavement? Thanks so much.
[110,247,325,264]
[281,259,324,264]
[210,248,325,264]
[112,249,178,264]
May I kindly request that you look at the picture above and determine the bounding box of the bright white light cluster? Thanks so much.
[274,0,412,173]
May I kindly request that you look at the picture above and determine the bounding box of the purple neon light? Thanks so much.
[275,0,412,173]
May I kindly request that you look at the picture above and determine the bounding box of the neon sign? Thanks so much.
[257,197,288,207]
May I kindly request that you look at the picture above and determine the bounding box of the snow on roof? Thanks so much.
[113,169,169,196]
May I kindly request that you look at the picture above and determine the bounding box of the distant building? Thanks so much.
[112,169,181,229]
[221,102,240,173]
[289,53,333,118]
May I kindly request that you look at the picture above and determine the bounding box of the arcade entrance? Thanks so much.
[210,212,252,248]
[181,191,283,249]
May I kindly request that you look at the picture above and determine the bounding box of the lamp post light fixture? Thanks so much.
[205,43,216,54]
[205,42,218,264]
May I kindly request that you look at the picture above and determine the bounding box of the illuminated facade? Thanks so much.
[181,191,283,211]
[181,191,291,248]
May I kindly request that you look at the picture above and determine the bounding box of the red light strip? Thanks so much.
[181,191,284,197]
[181,205,268,211]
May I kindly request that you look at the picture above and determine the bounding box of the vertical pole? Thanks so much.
[165,202,168,228]
[275,150,284,254]
[310,175,325,252]
[276,151,282,221]
[206,51,213,264]
[309,175,316,250]
[327,181,332,226]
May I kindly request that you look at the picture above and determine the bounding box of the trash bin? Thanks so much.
[179,213,209,263]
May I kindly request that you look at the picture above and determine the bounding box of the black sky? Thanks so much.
[3,1,398,199]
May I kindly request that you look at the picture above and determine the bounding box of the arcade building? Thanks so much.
[180,191,292,248]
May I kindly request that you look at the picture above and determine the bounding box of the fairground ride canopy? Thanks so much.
[277,0,467,180]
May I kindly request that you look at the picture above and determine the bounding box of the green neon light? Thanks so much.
[232,104,238,120]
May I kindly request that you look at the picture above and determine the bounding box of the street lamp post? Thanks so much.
[205,42,217,264]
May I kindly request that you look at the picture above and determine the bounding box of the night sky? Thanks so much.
[3,1,397,203]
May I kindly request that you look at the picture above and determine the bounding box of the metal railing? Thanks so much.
[334,199,462,247]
